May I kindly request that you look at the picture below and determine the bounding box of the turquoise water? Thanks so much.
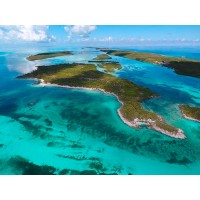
[0,46,200,175]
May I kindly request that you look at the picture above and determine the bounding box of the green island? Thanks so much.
[93,54,111,61]
[18,62,185,139]
[98,48,200,78]
[179,105,200,122]
[97,62,122,73]
[27,51,73,61]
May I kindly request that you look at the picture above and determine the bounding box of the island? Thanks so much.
[97,62,122,73]
[18,62,185,139]
[179,105,200,122]
[98,48,200,78]
[93,54,111,61]
[27,51,73,61]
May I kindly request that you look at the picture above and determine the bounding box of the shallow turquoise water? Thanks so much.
[0,46,200,174]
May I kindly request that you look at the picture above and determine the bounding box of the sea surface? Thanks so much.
[0,45,200,175]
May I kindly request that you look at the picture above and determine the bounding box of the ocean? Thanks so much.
[0,45,200,174]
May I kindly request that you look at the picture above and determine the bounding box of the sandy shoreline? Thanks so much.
[37,79,185,139]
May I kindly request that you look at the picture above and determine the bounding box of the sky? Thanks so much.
[0,25,200,46]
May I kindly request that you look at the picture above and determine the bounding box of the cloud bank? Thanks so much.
[64,25,96,40]
[0,25,55,42]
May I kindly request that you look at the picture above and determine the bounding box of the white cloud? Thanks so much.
[99,36,113,42]
[6,54,37,74]
[139,38,145,42]
[0,25,55,42]
[64,25,96,40]
[77,38,89,42]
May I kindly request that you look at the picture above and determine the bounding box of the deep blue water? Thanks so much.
[0,45,200,174]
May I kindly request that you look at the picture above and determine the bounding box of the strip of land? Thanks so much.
[179,105,200,122]
[27,51,73,61]
[98,48,200,78]
[18,62,185,139]
[93,54,111,61]
[88,60,115,63]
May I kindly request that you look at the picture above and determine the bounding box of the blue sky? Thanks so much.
[50,25,200,40]
[1,25,200,46]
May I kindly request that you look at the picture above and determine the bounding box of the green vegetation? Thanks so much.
[93,54,111,60]
[179,105,200,122]
[18,63,184,137]
[97,62,122,73]
[99,48,200,78]
[27,51,73,61]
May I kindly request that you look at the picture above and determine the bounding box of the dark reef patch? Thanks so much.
[9,156,56,175]
[16,119,45,137]
[47,141,65,147]
[57,154,100,162]
[70,143,84,149]
[45,127,53,132]
[44,118,53,126]
[89,161,105,171]
[58,169,97,175]
[0,102,18,116]
[70,169,97,175]
[166,153,192,165]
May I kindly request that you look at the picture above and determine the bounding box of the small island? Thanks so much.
[179,105,200,122]
[18,61,185,139]
[97,62,122,73]
[93,54,111,61]
[98,48,200,78]
[27,51,73,61]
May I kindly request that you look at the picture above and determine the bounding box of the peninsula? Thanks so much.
[98,48,200,78]
[27,51,73,61]
[179,105,200,122]
[18,62,185,139]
